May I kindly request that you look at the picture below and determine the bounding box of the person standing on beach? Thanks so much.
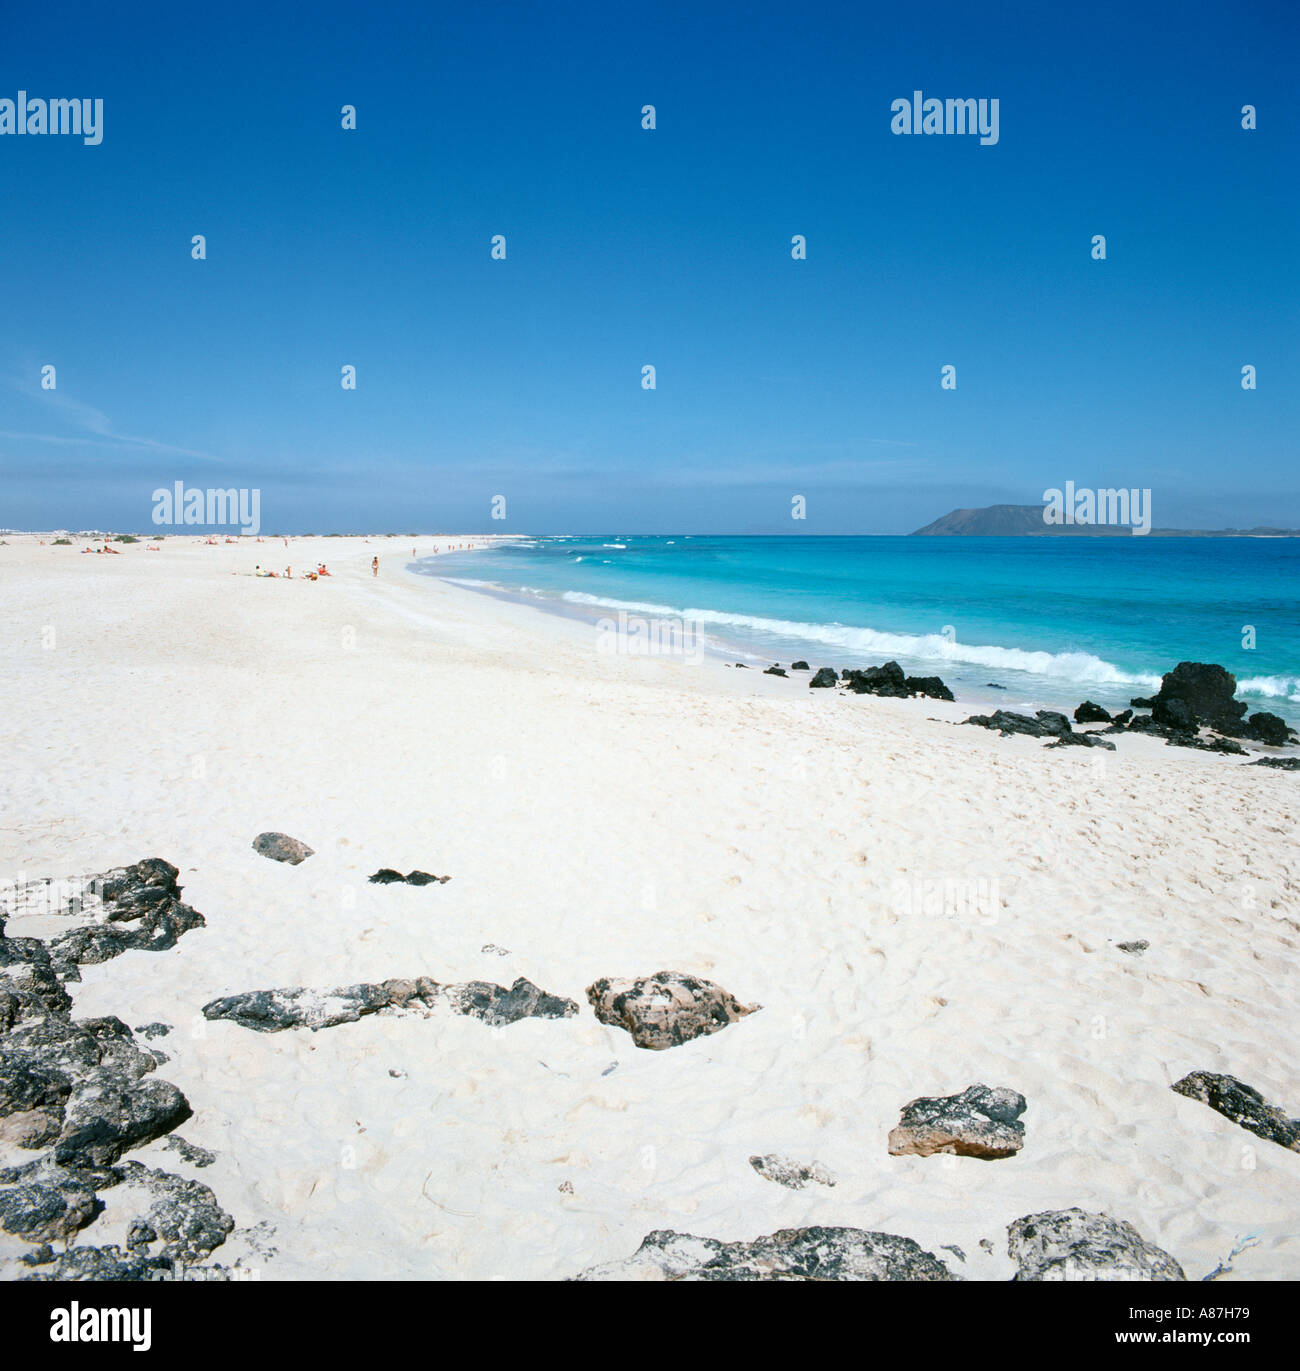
[371,556,379,577]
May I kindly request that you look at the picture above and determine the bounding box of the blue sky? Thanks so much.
[2,0,1296,533]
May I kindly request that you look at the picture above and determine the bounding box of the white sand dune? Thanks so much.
[1,533,1296,1280]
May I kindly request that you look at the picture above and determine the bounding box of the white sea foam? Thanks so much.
[1237,675,1300,702]
[561,592,1162,687]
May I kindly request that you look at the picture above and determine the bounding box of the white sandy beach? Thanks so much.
[1,533,1297,1280]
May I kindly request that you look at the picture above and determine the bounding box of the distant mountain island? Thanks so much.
[911,505,1300,537]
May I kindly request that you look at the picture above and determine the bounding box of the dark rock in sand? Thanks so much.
[18,1244,174,1281]
[808,667,839,689]
[1168,734,1247,755]
[163,1134,215,1168]
[843,661,910,698]
[1047,732,1116,751]
[1154,696,1197,733]
[1249,756,1300,771]
[1130,696,1156,709]
[763,666,787,677]
[906,675,955,702]
[114,1161,234,1262]
[203,975,578,1033]
[1073,701,1112,724]
[749,1154,837,1189]
[586,971,758,1051]
[888,1083,1026,1159]
[251,832,314,865]
[134,1022,171,1040]
[573,1225,958,1281]
[3,859,205,976]
[1151,662,1247,734]
[1008,1208,1185,1281]
[790,661,809,671]
[1111,709,1132,726]
[55,1075,192,1168]
[1246,711,1296,746]
[1115,940,1149,955]
[368,869,451,886]
[963,710,1074,740]
[1171,1071,1300,1153]
[0,857,224,1281]
[0,1158,99,1243]
[1125,713,1165,735]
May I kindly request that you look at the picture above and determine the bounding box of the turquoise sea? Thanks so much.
[414,536,1300,716]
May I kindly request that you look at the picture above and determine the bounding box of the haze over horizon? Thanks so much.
[3,0,1296,535]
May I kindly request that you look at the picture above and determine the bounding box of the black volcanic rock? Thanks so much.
[1153,696,1197,733]
[1047,732,1116,751]
[843,661,909,697]
[1151,662,1247,734]
[573,1226,958,1281]
[763,666,787,677]
[808,667,838,689]
[906,675,955,702]
[368,869,451,886]
[1007,1209,1185,1281]
[790,661,809,671]
[1074,701,1112,724]
[964,710,1058,738]
[1168,734,1247,755]
[1171,1071,1299,1152]
[1249,756,1300,771]
[0,858,222,1279]
[1246,711,1296,746]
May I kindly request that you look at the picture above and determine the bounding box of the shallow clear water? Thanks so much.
[414,535,1300,715]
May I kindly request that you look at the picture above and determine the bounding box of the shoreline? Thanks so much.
[407,555,1295,726]
[2,532,1298,1281]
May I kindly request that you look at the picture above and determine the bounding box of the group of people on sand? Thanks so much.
[81,543,120,554]
[253,562,333,580]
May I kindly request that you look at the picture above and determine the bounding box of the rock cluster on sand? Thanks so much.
[572,1225,958,1281]
[0,859,234,1279]
[251,832,314,865]
[585,971,759,1050]
[887,1084,1027,1159]
[1007,1208,1185,1281]
[203,975,577,1032]
[15,858,206,975]
[367,868,451,885]
[749,1154,837,1189]
[843,661,955,701]
[1109,663,1297,751]
[1171,1071,1300,1153]
[963,709,1115,750]
[803,660,954,700]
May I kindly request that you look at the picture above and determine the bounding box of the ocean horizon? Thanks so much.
[417,534,1300,715]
